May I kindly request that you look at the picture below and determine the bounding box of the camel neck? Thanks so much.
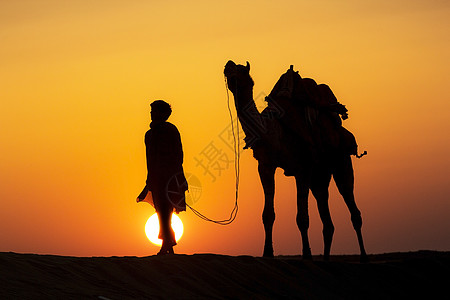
[233,87,264,148]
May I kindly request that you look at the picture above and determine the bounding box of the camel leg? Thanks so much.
[311,169,334,261]
[258,163,276,258]
[295,174,312,259]
[333,155,368,262]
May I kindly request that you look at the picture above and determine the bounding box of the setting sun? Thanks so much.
[145,213,184,246]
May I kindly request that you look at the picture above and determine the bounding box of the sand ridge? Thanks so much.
[1,251,449,299]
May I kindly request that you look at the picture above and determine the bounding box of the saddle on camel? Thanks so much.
[265,65,363,161]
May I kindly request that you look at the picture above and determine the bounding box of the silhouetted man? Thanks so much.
[138,100,187,255]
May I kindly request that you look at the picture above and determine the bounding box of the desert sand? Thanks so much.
[1,251,448,299]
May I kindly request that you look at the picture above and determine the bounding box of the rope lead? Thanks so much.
[186,77,240,225]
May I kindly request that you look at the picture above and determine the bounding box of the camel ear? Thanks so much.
[226,60,236,67]
[246,61,250,71]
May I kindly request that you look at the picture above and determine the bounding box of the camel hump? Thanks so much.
[266,67,327,115]
[267,66,347,113]
[317,84,338,105]
[267,66,307,104]
[266,66,360,156]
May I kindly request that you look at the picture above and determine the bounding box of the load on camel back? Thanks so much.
[263,65,364,161]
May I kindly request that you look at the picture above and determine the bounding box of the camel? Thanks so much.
[224,60,368,262]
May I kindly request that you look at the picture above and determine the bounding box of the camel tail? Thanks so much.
[356,150,367,159]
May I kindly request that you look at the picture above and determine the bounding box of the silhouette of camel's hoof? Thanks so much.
[323,254,330,262]
[360,254,369,263]
[263,243,274,258]
[302,254,313,260]
[263,248,274,258]
[302,248,313,260]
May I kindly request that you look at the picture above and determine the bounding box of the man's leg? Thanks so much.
[158,205,176,254]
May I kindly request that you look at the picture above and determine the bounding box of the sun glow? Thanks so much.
[145,213,184,246]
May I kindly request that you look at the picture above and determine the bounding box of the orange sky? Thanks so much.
[1,0,449,257]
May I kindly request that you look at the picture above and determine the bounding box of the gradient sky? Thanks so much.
[1,0,449,257]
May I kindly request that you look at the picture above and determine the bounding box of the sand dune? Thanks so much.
[1,251,448,299]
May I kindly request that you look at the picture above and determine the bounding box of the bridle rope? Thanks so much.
[185,76,239,225]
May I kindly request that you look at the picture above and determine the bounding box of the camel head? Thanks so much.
[224,60,254,96]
